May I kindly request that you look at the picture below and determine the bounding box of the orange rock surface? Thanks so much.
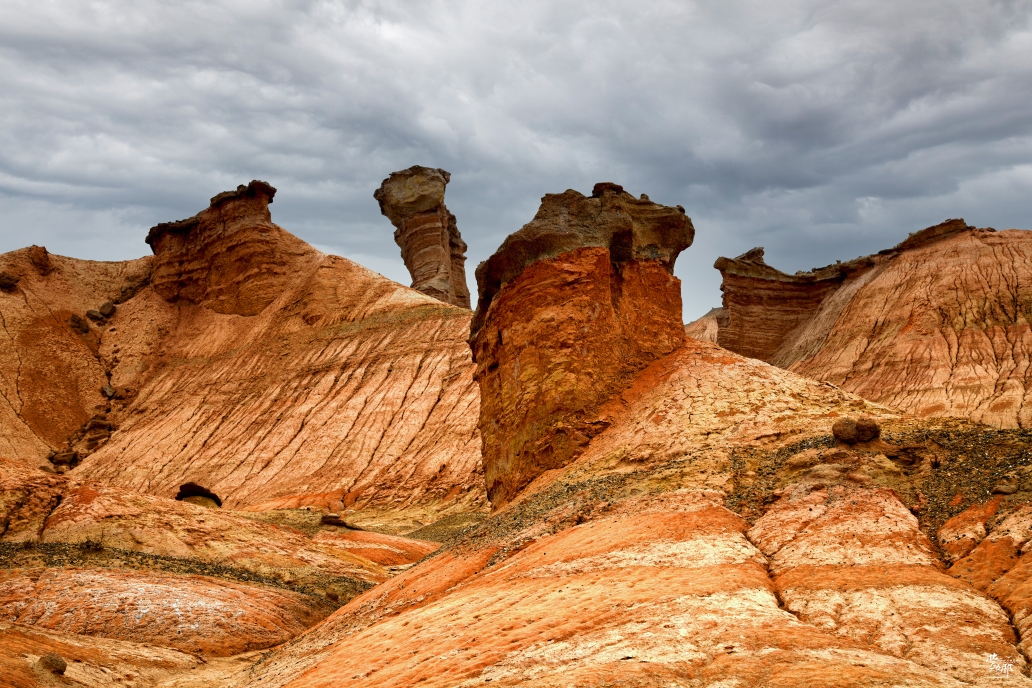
[469,183,693,506]
[0,620,205,688]
[239,336,1032,686]
[0,567,328,656]
[9,178,1032,686]
[0,181,485,524]
[0,457,387,593]
[710,219,1032,428]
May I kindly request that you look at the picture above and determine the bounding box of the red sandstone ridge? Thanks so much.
[374,166,471,308]
[0,181,484,527]
[469,183,694,506]
[707,219,1032,427]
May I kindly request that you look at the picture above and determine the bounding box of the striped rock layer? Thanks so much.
[709,219,1032,428]
[239,339,1032,687]
[0,181,485,524]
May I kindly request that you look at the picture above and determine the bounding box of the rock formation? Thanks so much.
[469,183,694,506]
[9,175,1032,686]
[709,219,1032,428]
[241,333,1032,687]
[374,166,471,308]
[0,181,486,528]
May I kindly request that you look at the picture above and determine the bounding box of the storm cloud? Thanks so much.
[1,0,1030,317]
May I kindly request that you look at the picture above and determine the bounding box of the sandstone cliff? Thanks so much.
[374,166,471,308]
[0,181,485,526]
[469,183,694,506]
[711,219,1032,428]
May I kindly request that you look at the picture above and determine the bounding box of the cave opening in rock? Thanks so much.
[175,482,223,508]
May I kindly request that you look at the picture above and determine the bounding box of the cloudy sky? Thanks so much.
[1,0,1030,319]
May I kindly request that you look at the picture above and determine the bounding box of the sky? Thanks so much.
[1,0,1031,320]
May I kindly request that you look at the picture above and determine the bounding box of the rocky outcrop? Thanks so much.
[713,246,870,361]
[711,219,1032,428]
[374,166,470,308]
[242,337,1032,687]
[469,183,694,506]
[0,182,486,527]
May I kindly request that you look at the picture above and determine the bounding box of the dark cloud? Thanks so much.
[1,0,1030,318]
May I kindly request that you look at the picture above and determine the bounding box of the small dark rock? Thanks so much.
[69,314,90,334]
[832,418,859,444]
[86,309,106,322]
[855,416,881,442]
[321,513,348,527]
[37,652,66,675]
[99,301,116,317]
[28,245,52,275]
[38,464,55,474]
[0,272,19,291]
[85,417,114,432]
[51,451,78,466]
[994,483,1018,495]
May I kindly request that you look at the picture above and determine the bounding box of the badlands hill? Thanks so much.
[0,180,483,526]
[3,177,1032,687]
[707,219,1032,429]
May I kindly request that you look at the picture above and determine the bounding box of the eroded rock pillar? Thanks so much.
[374,166,471,308]
[469,183,695,507]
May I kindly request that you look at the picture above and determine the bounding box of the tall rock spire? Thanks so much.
[374,166,471,308]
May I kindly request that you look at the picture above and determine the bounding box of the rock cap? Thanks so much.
[373,166,451,229]
[472,183,694,338]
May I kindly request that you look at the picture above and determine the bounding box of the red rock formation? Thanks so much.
[0,567,328,656]
[0,245,151,465]
[0,181,485,527]
[711,219,1032,428]
[469,183,694,506]
[0,458,387,592]
[374,166,470,308]
[713,246,868,361]
[242,336,1032,687]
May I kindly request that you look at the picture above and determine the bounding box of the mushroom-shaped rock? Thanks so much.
[374,166,471,308]
[469,183,694,506]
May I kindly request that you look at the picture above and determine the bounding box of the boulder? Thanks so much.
[68,314,90,334]
[832,418,859,444]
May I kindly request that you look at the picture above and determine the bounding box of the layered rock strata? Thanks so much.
[0,567,326,656]
[0,181,486,525]
[241,337,1032,687]
[374,166,470,308]
[711,219,1032,428]
[469,183,694,506]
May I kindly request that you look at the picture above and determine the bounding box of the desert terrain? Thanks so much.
[3,170,1032,687]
